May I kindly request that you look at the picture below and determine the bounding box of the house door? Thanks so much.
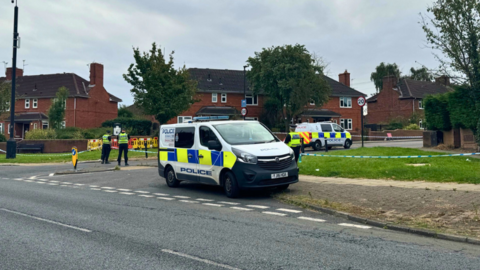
[453,128,461,148]
[23,124,30,139]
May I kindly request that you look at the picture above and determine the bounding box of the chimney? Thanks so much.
[89,62,104,87]
[435,75,450,86]
[383,75,398,91]
[338,70,350,87]
[5,67,23,80]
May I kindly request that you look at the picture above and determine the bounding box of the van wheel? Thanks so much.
[223,171,240,198]
[165,167,180,187]
[313,140,322,151]
[344,140,352,149]
[277,184,289,191]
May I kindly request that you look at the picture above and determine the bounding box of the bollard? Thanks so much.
[145,141,148,159]
[325,139,328,153]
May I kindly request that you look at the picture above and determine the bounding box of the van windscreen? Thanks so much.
[213,122,277,145]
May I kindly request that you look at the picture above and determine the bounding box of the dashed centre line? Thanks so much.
[90,188,101,191]
[103,190,118,193]
[196,198,214,202]
[135,191,150,194]
[339,223,371,229]
[138,195,154,198]
[173,196,190,199]
[118,189,132,192]
[89,185,99,188]
[157,197,175,201]
[262,211,287,217]
[62,182,72,185]
[153,193,169,196]
[218,201,240,205]
[203,203,223,207]
[180,200,199,204]
[246,205,270,209]
[101,187,115,189]
[277,208,302,214]
[230,207,253,211]
[119,192,135,195]
[298,217,326,223]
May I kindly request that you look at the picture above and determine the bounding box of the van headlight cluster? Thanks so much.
[289,148,295,160]
[232,148,257,164]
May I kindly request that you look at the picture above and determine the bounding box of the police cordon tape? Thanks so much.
[351,135,423,139]
[0,148,157,157]
[299,152,480,162]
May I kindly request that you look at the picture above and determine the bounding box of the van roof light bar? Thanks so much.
[192,116,230,122]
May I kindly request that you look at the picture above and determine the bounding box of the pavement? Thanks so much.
[1,161,480,269]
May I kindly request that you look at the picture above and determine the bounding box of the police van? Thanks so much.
[158,117,299,198]
[295,122,352,151]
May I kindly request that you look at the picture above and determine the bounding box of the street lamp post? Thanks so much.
[6,0,19,159]
[243,65,248,120]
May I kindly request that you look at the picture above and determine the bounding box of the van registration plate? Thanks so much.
[271,172,288,179]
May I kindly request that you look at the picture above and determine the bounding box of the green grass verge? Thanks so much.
[0,150,150,164]
[299,147,480,184]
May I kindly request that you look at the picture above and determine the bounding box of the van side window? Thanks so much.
[200,126,222,151]
[333,124,343,132]
[321,124,333,132]
[175,127,195,149]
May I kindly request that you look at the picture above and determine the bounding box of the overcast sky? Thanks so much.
[0,0,438,105]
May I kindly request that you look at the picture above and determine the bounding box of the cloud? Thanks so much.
[1,0,437,104]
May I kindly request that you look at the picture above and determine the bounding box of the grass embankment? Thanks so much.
[299,147,480,184]
[0,150,149,164]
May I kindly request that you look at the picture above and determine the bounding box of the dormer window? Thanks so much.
[207,74,212,82]
[219,78,223,86]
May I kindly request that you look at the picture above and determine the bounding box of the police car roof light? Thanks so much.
[193,116,229,122]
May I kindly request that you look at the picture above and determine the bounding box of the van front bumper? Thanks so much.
[231,160,299,189]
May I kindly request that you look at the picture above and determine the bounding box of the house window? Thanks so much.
[61,121,66,129]
[177,116,192,124]
[212,93,218,103]
[340,119,353,130]
[246,94,258,105]
[310,100,315,105]
[33,99,38,108]
[6,102,9,112]
[245,117,258,121]
[340,97,352,108]
[33,123,38,129]
[419,100,424,109]
[42,121,49,129]
[221,93,227,103]
[25,99,30,109]
[0,123,3,134]
[8,124,10,134]
[419,120,423,129]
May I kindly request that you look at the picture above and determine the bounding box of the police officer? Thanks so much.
[284,126,302,163]
[117,129,130,166]
[101,130,112,164]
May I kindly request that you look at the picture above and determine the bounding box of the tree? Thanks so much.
[422,0,480,143]
[247,44,331,132]
[123,43,198,124]
[48,86,69,130]
[118,105,134,118]
[0,81,11,118]
[406,67,434,81]
[370,62,401,93]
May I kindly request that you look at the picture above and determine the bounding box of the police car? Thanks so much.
[158,116,299,198]
[295,122,352,151]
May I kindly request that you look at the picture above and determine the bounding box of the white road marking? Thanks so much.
[230,207,253,211]
[0,208,91,233]
[37,179,47,182]
[202,203,223,207]
[157,197,175,201]
[135,191,150,194]
[101,187,115,189]
[60,185,69,187]
[119,192,135,195]
[218,201,240,205]
[138,195,154,198]
[48,183,59,186]
[338,223,371,229]
[36,182,46,184]
[24,180,34,183]
[196,198,214,202]
[262,211,287,217]
[298,217,326,223]
[74,184,84,186]
[161,249,241,270]
[103,190,118,193]
[118,189,132,192]
[29,176,37,180]
[90,188,101,190]
[62,182,72,185]
[173,195,190,199]
[14,179,23,181]
[153,193,169,196]
[246,205,270,209]
[179,200,199,204]
[277,208,302,214]
[49,181,59,183]
[49,173,55,176]
[89,185,99,187]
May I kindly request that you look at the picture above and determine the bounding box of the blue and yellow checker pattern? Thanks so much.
[159,148,236,169]
[311,132,352,139]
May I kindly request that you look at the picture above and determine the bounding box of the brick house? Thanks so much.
[0,63,121,139]
[366,75,452,129]
[166,68,366,131]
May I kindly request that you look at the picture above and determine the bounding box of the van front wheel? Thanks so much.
[344,140,352,149]
[223,171,240,198]
[313,140,322,151]
[165,167,180,187]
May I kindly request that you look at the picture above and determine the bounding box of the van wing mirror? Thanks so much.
[207,140,222,151]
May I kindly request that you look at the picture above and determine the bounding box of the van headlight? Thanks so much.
[232,148,257,164]
[289,148,295,160]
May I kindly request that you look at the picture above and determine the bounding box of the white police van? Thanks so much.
[158,116,299,198]
[295,122,352,151]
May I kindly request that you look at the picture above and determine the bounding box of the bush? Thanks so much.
[404,124,420,130]
[102,117,152,135]
[386,122,403,130]
[448,85,477,130]
[25,129,57,140]
[118,105,134,118]
[56,127,84,139]
[424,93,451,131]
[0,133,6,142]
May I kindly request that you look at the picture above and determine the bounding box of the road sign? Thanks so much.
[363,103,368,116]
[72,147,78,170]
[241,107,248,116]
[113,123,122,136]
[357,96,366,107]
[241,99,246,108]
